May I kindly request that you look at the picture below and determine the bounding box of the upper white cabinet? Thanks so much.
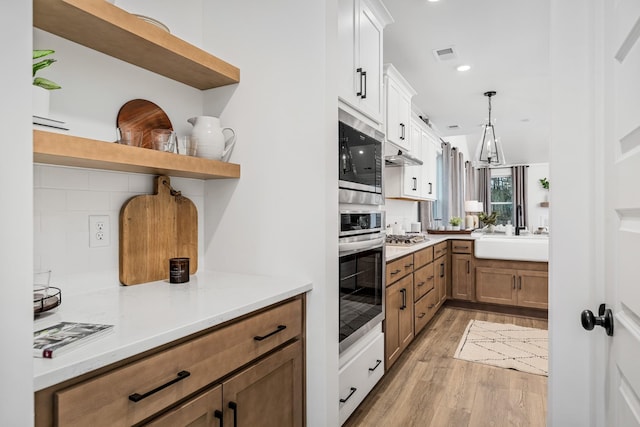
[384,64,416,152]
[421,128,439,200]
[339,0,393,124]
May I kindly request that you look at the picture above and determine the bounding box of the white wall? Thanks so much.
[548,0,597,424]
[200,1,339,426]
[1,1,34,425]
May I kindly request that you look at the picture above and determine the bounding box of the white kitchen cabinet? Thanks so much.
[338,0,392,124]
[384,64,416,151]
[339,326,385,425]
[420,128,439,201]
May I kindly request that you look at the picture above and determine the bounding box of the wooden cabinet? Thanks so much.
[433,241,448,307]
[338,0,391,123]
[385,274,414,369]
[414,262,435,301]
[475,262,548,310]
[414,287,437,334]
[143,385,223,427]
[32,0,242,180]
[451,240,474,301]
[35,297,304,427]
[386,254,414,284]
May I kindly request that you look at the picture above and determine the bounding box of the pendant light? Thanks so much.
[474,91,506,166]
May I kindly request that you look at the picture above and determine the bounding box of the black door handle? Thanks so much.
[361,70,367,99]
[581,303,614,336]
[214,409,223,427]
[340,387,357,403]
[128,370,190,402]
[400,288,407,310]
[229,401,238,427]
[254,325,286,341]
[368,359,382,372]
[356,68,364,97]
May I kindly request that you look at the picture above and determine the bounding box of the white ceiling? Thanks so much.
[382,0,551,165]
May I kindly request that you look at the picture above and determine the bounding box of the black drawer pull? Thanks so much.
[128,370,190,402]
[368,359,382,372]
[229,401,237,427]
[254,325,286,341]
[340,387,357,403]
[417,281,425,287]
[428,304,435,309]
[405,263,414,268]
[428,275,434,280]
[417,312,426,319]
[400,288,407,310]
[390,269,401,275]
[454,246,467,250]
[214,409,223,427]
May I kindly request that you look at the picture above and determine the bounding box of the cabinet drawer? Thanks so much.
[433,241,448,259]
[55,299,302,427]
[386,254,414,285]
[451,240,473,254]
[413,263,435,301]
[414,290,437,334]
[414,246,434,269]
[339,331,384,425]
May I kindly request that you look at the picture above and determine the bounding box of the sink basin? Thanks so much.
[474,235,549,262]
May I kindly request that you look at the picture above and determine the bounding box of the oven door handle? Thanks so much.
[339,236,385,254]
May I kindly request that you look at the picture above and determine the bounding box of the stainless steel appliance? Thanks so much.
[385,234,428,246]
[339,110,383,205]
[339,210,385,353]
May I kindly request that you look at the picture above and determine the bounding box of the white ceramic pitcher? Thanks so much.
[187,116,236,162]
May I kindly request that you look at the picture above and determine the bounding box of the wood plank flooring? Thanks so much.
[344,306,548,427]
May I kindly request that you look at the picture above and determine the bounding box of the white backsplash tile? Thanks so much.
[67,190,111,212]
[89,170,130,192]
[39,165,90,190]
[128,174,155,193]
[34,188,67,212]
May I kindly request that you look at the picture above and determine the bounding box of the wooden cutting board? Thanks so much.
[117,99,173,149]
[119,176,197,285]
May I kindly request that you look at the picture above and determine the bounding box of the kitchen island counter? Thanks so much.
[33,270,312,391]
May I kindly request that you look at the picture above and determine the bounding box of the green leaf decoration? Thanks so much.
[33,58,56,77]
[33,49,55,60]
[33,77,62,90]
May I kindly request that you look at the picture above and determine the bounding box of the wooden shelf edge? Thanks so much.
[33,130,240,180]
[33,0,240,90]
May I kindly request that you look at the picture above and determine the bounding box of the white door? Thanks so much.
[600,0,640,425]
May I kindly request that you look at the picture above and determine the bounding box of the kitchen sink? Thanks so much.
[474,234,549,262]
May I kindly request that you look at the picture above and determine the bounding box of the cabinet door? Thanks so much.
[144,386,222,427]
[421,134,437,200]
[222,341,303,427]
[413,262,434,301]
[517,270,548,309]
[386,80,402,145]
[338,0,358,106]
[357,0,384,122]
[384,274,414,369]
[451,254,473,300]
[475,267,517,306]
[435,255,447,306]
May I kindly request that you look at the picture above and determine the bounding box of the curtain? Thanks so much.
[441,141,465,222]
[477,167,491,214]
[512,165,528,229]
[464,161,476,202]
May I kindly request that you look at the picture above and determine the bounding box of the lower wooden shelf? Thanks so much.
[33,130,240,180]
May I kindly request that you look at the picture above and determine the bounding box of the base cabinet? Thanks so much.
[384,274,414,369]
[434,254,448,308]
[475,266,548,309]
[451,253,474,300]
[35,297,305,427]
[339,329,385,425]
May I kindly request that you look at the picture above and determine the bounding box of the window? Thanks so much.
[490,169,513,225]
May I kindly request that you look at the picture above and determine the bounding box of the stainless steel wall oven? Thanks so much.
[338,110,384,205]
[339,210,385,353]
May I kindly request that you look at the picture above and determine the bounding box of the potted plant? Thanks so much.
[479,212,498,233]
[539,177,549,190]
[33,49,61,118]
[449,216,462,231]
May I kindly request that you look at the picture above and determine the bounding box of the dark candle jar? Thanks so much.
[169,258,190,283]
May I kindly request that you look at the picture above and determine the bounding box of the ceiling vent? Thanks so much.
[432,46,457,61]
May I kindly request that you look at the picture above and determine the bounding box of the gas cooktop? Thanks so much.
[385,234,428,246]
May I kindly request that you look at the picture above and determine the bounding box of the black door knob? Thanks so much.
[581,304,614,336]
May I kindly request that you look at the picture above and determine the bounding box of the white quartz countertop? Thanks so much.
[385,232,480,261]
[33,271,313,391]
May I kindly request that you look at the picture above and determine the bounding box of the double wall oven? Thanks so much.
[338,110,385,353]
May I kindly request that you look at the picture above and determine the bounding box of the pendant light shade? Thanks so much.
[474,91,506,166]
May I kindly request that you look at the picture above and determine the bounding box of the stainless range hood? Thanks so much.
[384,149,423,167]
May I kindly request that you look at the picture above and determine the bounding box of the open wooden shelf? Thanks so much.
[33,0,240,90]
[34,130,240,180]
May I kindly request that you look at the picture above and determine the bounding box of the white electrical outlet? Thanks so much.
[89,215,110,248]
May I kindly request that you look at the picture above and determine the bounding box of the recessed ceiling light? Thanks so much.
[428,0,440,2]
[521,118,530,122]
[457,65,471,72]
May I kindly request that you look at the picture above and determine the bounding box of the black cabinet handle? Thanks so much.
[518,276,522,290]
[440,263,445,278]
[405,262,414,268]
[340,387,357,403]
[254,325,286,341]
[428,275,434,280]
[356,68,364,97]
[390,268,401,275]
[368,359,382,372]
[229,402,237,427]
[214,409,223,427]
[412,177,417,191]
[128,370,190,402]
[417,281,425,287]
[361,70,367,99]
[428,304,435,309]
[400,288,407,310]
[467,260,470,274]
[417,312,425,319]
[428,182,433,194]
[512,275,516,290]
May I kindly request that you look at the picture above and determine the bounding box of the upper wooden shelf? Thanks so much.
[34,130,241,180]
[33,0,240,90]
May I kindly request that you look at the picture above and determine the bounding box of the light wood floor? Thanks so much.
[344,306,548,427]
